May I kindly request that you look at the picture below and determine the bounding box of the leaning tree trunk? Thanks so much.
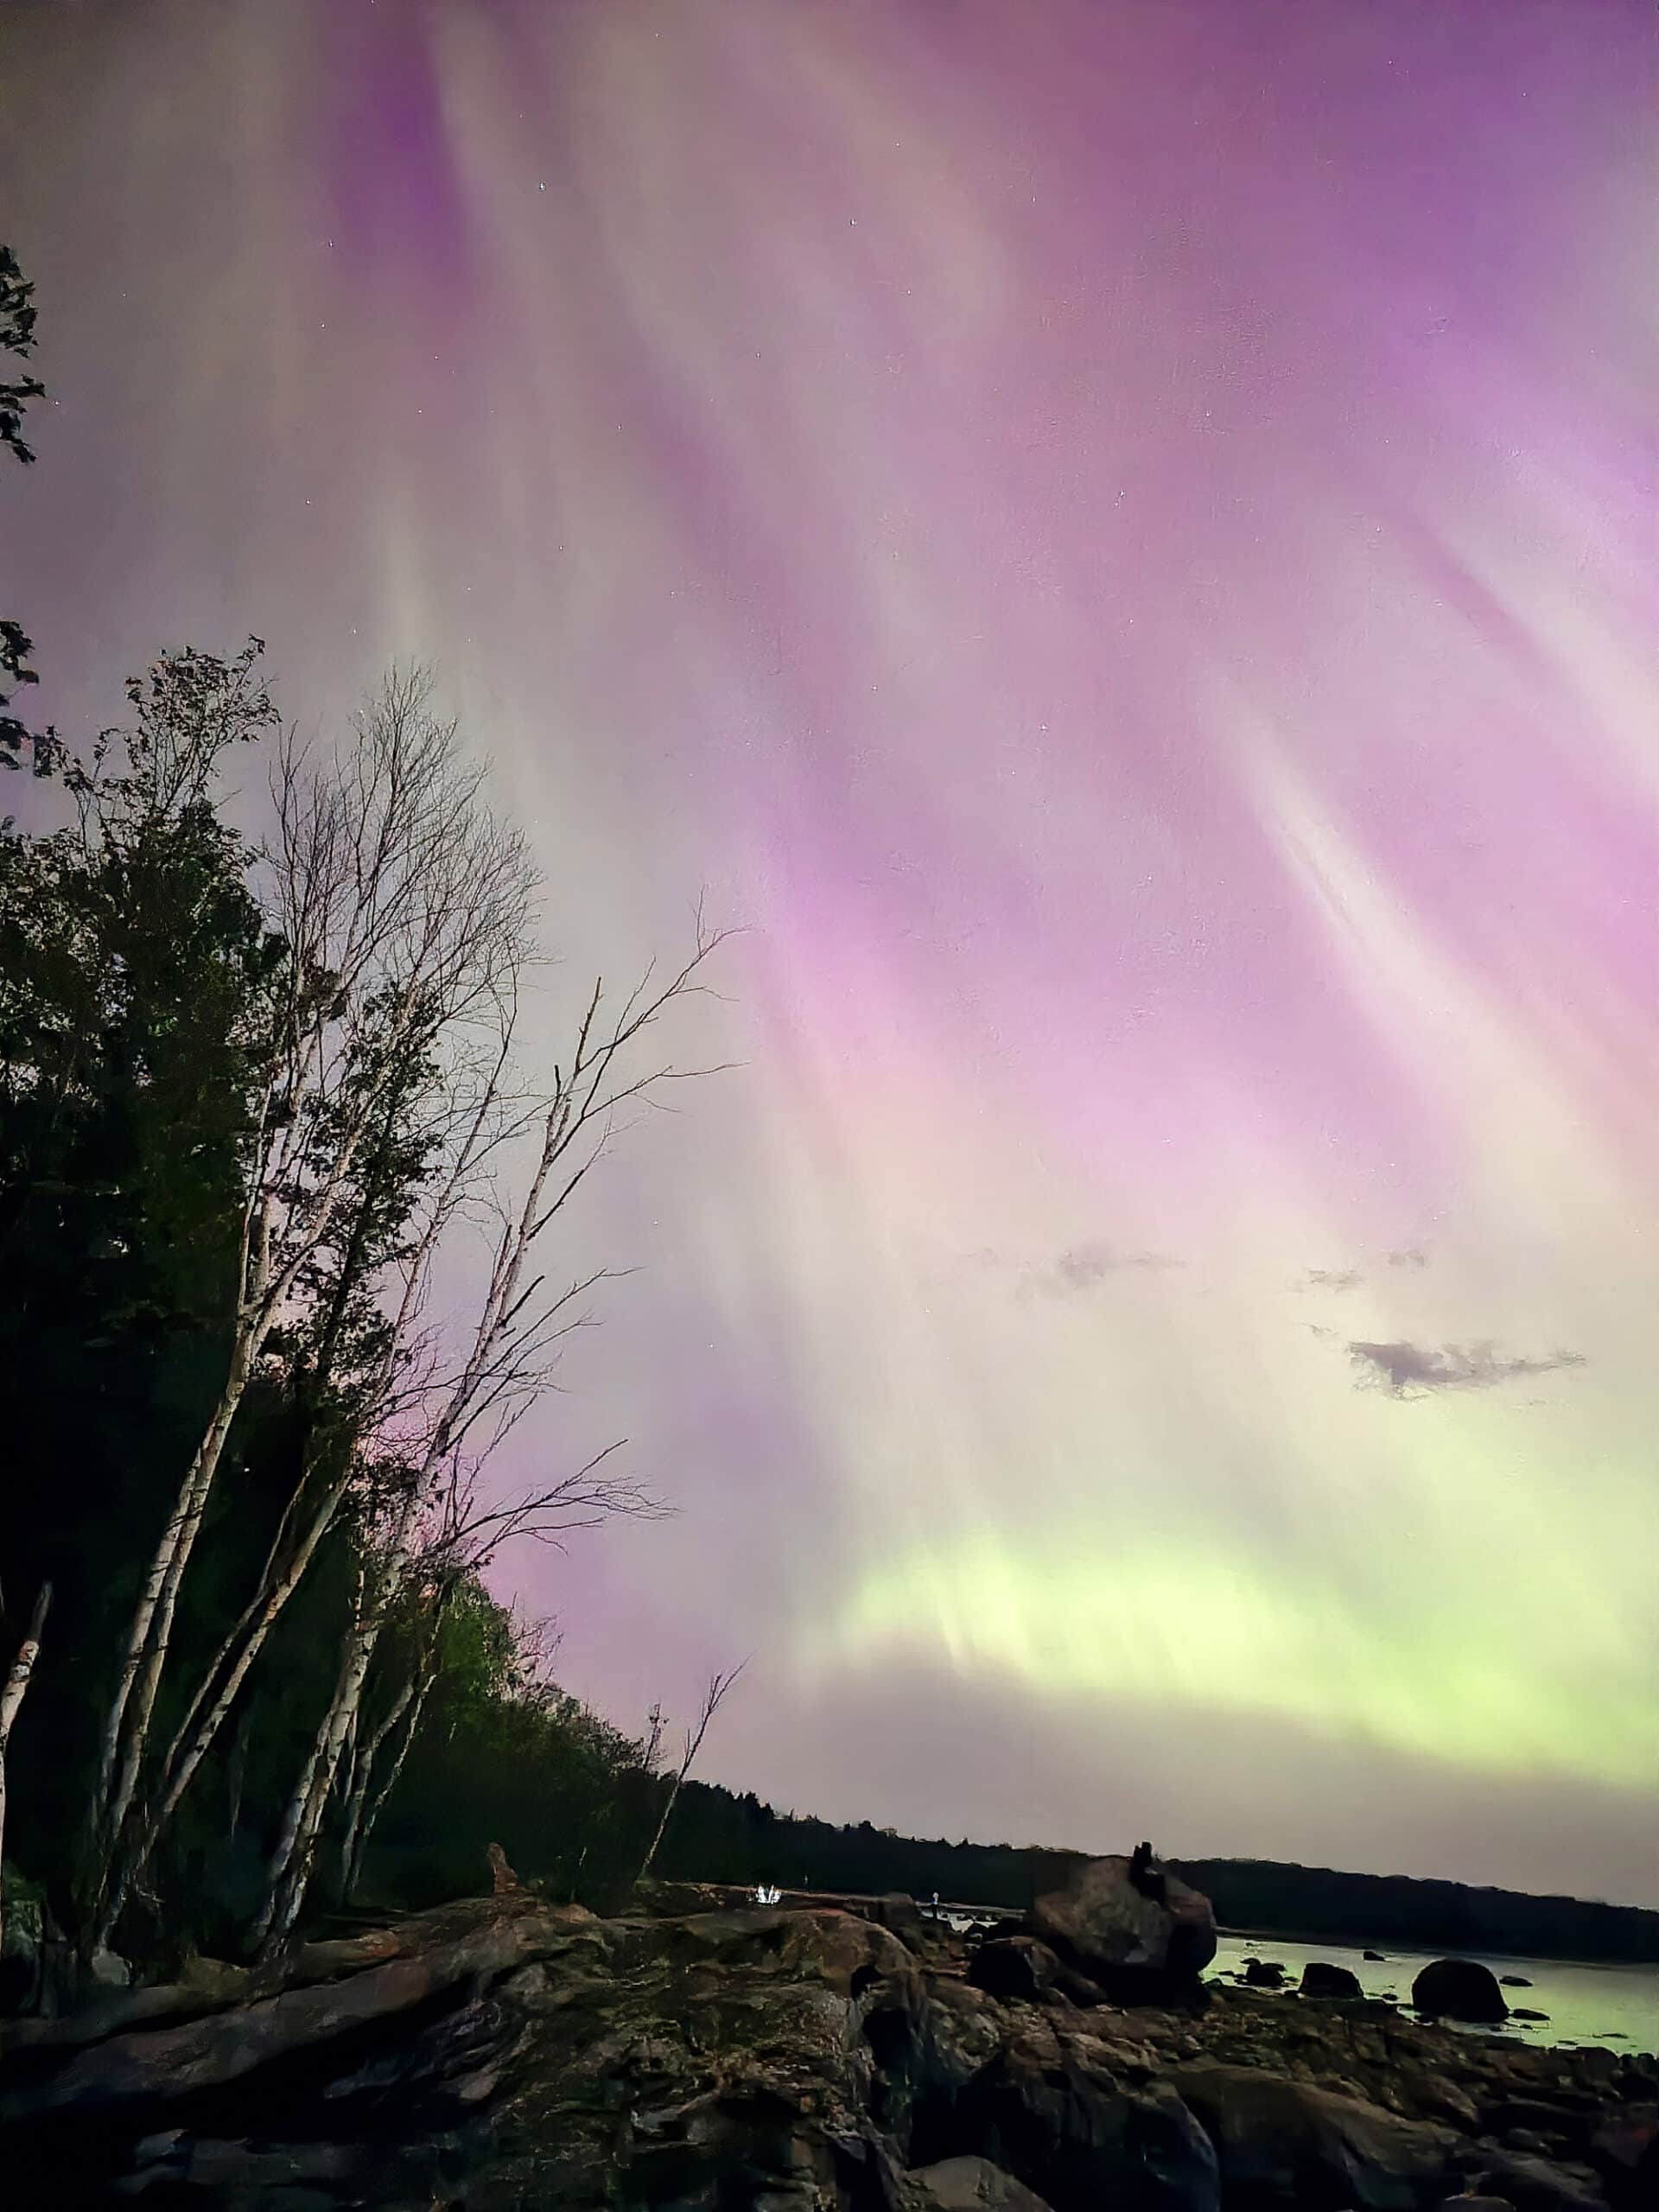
[251,1514,412,1959]
[95,1459,356,1948]
[337,1663,433,1907]
[0,1583,52,1964]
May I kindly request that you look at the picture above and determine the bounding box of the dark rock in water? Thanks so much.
[1171,2061,1457,2208]
[1501,1976,1534,1989]
[969,1936,1064,2005]
[1027,1853,1217,1999]
[1243,1958,1287,1988]
[1364,1948,1389,1961]
[1513,2009,1551,2023]
[1301,1960,1365,2000]
[903,2153,1055,2211]
[1414,1957,1510,2024]
[1438,2196,1520,2211]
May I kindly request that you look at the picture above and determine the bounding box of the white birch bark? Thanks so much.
[0,1584,52,1965]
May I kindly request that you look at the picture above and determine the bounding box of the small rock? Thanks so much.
[1363,1948,1389,1961]
[1301,1960,1364,2000]
[1417,2075,1483,2129]
[1465,2150,1608,2212]
[968,1936,1062,2005]
[1513,2010,1550,2023]
[87,1945,131,1989]
[1501,1977,1534,1989]
[1243,1957,1287,1987]
[873,1892,926,1939]
[905,2156,1054,2212]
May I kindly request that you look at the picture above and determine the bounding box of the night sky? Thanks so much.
[6,1,1657,1905]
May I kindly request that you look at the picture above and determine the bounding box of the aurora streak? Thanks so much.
[5,0,1657,1902]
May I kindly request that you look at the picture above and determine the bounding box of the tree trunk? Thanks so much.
[635,1772,683,1890]
[97,1461,356,1945]
[87,1279,264,1942]
[0,1583,52,1964]
[336,1669,423,1905]
[250,1524,404,1957]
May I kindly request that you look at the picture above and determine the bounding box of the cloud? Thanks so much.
[1347,1339,1586,1400]
[1294,1266,1363,1293]
[993,1239,1181,1300]
[1385,1247,1429,1269]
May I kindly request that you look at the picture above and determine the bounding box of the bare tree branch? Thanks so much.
[633,1662,746,1891]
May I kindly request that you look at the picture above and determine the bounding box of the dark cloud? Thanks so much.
[1386,1247,1429,1269]
[1348,1339,1586,1400]
[1044,1241,1179,1293]
[1294,1267,1363,1293]
[987,1239,1182,1300]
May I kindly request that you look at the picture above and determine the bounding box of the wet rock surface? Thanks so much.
[0,1885,1651,2209]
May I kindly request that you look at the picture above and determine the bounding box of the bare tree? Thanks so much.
[85,671,537,1945]
[251,927,729,1955]
[640,1701,666,1776]
[634,1662,746,1891]
[0,1581,51,1962]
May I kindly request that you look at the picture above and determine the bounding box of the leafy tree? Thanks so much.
[2,244,55,775]
[0,644,286,1935]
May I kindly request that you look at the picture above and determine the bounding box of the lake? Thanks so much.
[1209,1930,1659,2056]
[938,1912,1657,2054]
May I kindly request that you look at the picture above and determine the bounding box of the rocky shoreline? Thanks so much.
[0,1864,1653,2209]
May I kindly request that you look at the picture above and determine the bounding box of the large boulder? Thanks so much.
[0,1897,919,2205]
[1028,1855,1217,1998]
[1172,2063,1458,2209]
[1413,1959,1510,2024]
[957,2018,1221,2212]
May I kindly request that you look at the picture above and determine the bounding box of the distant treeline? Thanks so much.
[639,1782,1659,1966]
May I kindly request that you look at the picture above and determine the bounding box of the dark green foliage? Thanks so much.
[361,1578,658,1912]
[0,645,287,1917]
[0,245,44,465]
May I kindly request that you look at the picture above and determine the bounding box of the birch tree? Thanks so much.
[85,671,537,1944]
[91,988,526,1943]
[0,1582,51,1963]
[251,926,728,1954]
